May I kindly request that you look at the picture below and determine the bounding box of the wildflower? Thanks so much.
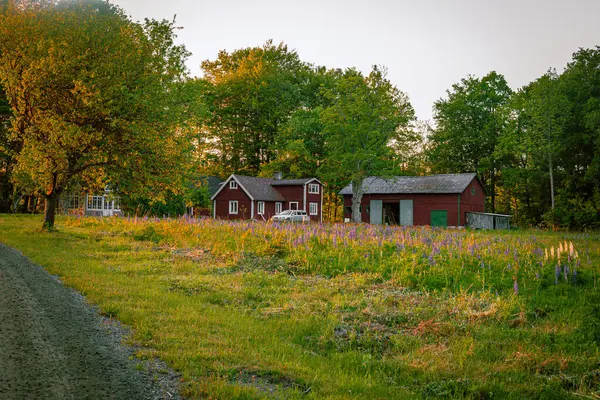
[564,265,570,282]
[569,241,575,256]
[555,265,560,285]
[513,276,519,295]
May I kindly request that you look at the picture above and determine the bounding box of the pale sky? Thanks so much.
[111,0,600,121]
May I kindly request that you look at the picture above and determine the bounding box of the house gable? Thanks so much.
[211,175,254,201]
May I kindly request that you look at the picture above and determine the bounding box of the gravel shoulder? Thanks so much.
[0,242,181,400]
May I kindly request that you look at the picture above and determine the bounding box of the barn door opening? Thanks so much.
[430,210,447,227]
[370,200,383,224]
[399,200,413,226]
[383,202,399,224]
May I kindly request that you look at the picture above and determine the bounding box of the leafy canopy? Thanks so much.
[0,0,192,225]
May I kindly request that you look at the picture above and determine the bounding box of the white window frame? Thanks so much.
[229,200,238,214]
[230,180,238,189]
[88,195,104,211]
[257,201,265,215]
[65,192,80,209]
[309,202,318,216]
[308,183,319,194]
[289,201,298,210]
[275,202,282,214]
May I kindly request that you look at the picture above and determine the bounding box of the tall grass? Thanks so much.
[1,214,599,399]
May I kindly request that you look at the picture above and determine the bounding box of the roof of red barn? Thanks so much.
[339,173,482,195]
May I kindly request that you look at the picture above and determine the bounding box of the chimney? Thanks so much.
[273,171,283,180]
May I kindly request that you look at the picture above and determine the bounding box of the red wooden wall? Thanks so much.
[214,182,253,220]
[342,178,485,226]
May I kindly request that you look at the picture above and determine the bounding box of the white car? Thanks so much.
[271,210,310,223]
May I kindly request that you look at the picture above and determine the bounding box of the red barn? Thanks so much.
[339,173,485,226]
[211,173,324,222]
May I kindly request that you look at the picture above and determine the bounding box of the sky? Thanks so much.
[111,0,600,122]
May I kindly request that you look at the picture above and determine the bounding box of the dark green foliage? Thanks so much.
[121,192,186,217]
[429,72,512,213]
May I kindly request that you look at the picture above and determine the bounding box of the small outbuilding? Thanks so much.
[465,212,511,229]
[339,173,485,226]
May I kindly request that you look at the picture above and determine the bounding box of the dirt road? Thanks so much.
[0,243,179,399]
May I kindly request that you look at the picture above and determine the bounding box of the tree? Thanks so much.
[0,86,16,212]
[523,72,570,223]
[0,1,191,229]
[199,41,310,176]
[428,72,512,212]
[320,66,415,223]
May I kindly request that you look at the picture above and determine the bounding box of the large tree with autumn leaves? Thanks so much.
[0,0,192,229]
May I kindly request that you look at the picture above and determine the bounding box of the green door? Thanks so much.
[430,210,447,227]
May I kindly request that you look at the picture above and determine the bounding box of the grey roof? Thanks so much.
[234,175,286,201]
[339,173,479,195]
[270,178,315,186]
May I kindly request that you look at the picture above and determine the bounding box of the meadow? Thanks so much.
[0,214,599,399]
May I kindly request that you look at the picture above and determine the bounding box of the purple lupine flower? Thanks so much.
[535,272,540,279]
[513,279,519,295]
[507,263,512,270]
[555,265,561,285]
[564,265,570,281]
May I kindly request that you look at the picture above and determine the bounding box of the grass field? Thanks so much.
[0,214,599,399]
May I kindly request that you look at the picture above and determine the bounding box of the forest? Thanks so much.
[1,0,600,229]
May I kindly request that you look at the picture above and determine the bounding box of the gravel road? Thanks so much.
[0,243,181,400]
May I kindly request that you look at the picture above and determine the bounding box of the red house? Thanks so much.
[339,173,485,227]
[211,173,324,222]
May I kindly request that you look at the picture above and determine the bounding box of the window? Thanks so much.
[471,186,476,196]
[257,201,265,215]
[309,202,318,215]
[275,202,282,214]
[230,180,238,189]
[113,197,121,210]
[229,201,238,214]
[308,183,319,194]
[65,193,80,209]
[88,195,103,211]
[289,202,298,210]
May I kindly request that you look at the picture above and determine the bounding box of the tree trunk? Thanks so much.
[490,170,496,214]
[351,178,364,223]
[43,193,60,230]
[548,155,555,229]
[333,191,338,222]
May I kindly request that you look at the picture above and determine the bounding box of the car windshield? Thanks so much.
[278,210,293,215]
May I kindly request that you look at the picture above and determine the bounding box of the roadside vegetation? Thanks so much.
[0,214,598,399]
